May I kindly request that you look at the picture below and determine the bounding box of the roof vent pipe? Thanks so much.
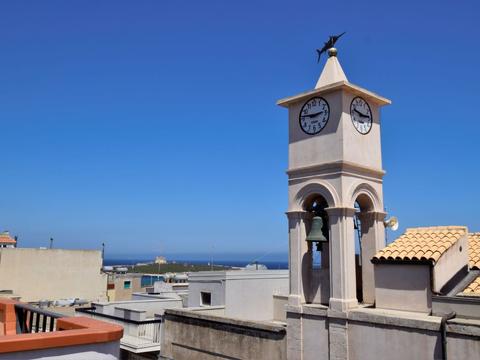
[440,311,456,360]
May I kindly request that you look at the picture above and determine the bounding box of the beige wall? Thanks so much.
[348,321,441,360]
[302,314,329,360]
[224,271,288,321]
[374,263,431,313]
[0,248,106,302]
[447,334,480,359]
[309,268,330,304]
[433,234,468,293]
[110,276,142,301]
[273,294,288,322]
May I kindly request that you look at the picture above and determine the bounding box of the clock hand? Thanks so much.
[302,111,324,118]
[354,108,369,118]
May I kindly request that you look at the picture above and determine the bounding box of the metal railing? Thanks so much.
[14,303,64,334]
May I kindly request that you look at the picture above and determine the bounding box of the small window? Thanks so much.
[200,292,211,306]
[124,280,131,289]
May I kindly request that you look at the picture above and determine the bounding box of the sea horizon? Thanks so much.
[103,257,289,270]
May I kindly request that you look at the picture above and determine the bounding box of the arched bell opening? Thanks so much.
[305,195,329,252]
[302,194,330,305]
[353,193,375,304]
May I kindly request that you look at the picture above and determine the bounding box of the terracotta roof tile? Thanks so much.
[0,233,16,245]
[372,226,467,264]
[459,276,480,296]
[469,233,480,270]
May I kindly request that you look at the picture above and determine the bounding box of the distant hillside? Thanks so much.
[129,262,231,274]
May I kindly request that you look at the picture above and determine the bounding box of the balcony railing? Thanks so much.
[14,303,64,334]
[77,307,162,353]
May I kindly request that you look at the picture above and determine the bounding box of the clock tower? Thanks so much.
[277,47,391,315]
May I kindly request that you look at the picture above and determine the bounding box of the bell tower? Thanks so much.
[277,47,391,312]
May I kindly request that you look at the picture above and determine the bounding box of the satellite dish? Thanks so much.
[384,216,399,231]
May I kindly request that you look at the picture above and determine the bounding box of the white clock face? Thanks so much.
[350,97,372,135]
[299,97,330,135]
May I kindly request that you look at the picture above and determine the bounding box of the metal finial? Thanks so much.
[328,48,337,57]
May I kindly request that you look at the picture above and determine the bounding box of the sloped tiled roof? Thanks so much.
[460,276,480,296]
[0,232,16,244]
[469,233,480,270]
[372,226,467,264]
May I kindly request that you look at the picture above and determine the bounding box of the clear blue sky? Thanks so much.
[1,1,479,259]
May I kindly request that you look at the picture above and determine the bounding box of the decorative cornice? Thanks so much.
[325,207,357,217]
[285,210,307,220]
[287,160,385,181]
[357,211,387,222]
[277,80,391,108]
[164,308,286,334]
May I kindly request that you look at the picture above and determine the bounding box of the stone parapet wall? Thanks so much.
[160,309,286,360]
[286,304,480,360]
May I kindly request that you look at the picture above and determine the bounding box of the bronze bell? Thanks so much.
[306,216,328,251]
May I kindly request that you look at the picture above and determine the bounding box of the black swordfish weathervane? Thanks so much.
[316,32,346,62]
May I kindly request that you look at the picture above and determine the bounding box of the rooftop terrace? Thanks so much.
[0,298,123,359]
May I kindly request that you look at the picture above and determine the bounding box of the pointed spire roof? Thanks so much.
[277,47,391,108]
[315,48,348,88]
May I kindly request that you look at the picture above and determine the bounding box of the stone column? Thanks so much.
[357,211,386,305]
[286,210,309,306]
[326,207,358,312]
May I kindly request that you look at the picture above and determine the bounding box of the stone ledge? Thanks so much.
[347,308,441,331]
[286,160,385,182]
[303,305,329,317]
[447,318,480,337]
[327,309,348,320]
[285,304,472,333]
[285,305,301,314]
[286,304,328,317]
[164,309,286,333]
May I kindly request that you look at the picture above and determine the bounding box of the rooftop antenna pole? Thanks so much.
[158,243,162,274]
[210,243,214,271]
[102,242,105,264]
[384,207,388,243]
[49,237,53,249]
